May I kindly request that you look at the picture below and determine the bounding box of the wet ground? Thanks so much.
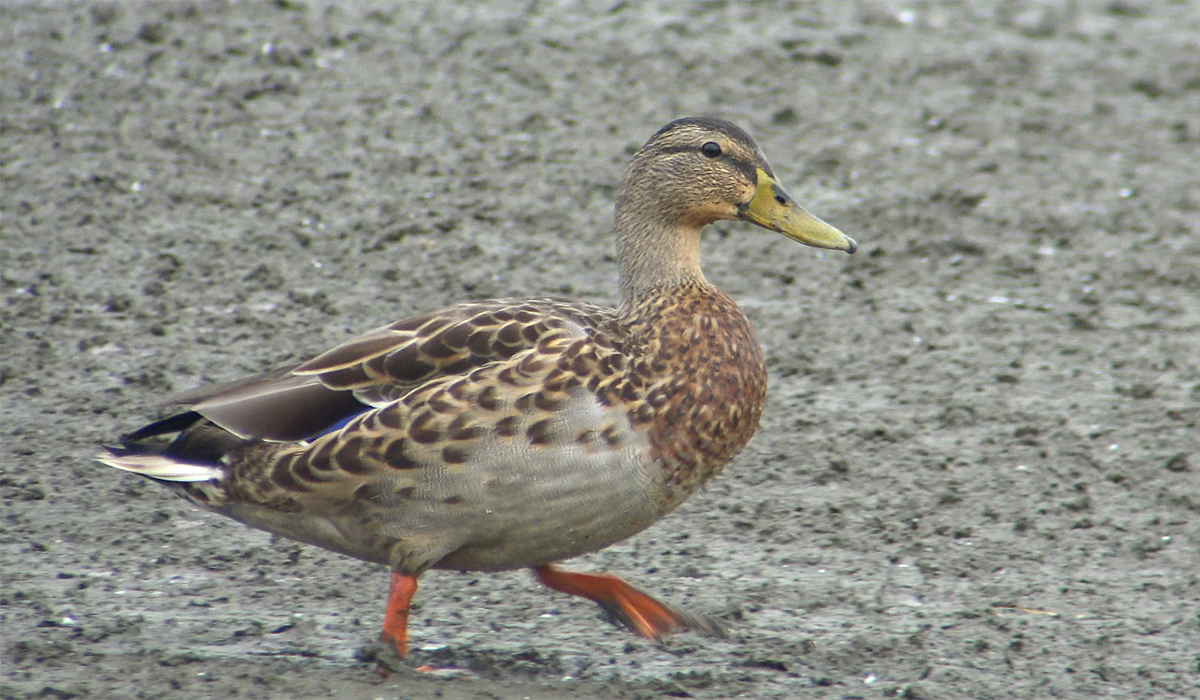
[3,1,1199,698]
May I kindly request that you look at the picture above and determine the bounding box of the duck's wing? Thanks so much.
[243,319,664,573]
[158,298,622,443]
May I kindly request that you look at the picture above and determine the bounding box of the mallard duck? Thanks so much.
[99,117,855,662]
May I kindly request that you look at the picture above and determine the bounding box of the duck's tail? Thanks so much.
[95,448,223,482]
[97,410,237,484]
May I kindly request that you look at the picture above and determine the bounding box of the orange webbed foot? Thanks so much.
[533,565,725,640]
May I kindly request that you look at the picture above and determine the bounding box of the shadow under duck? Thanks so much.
[99,117,856,664]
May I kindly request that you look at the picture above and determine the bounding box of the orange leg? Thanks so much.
[381,571,418,659]
[533,565,722,640]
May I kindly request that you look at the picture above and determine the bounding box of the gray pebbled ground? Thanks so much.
[2,1,1199,698]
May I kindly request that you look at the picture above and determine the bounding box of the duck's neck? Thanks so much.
[615,213,707,312]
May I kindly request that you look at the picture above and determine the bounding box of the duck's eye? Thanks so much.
[700,141,722,158]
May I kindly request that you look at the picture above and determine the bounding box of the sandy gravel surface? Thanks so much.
[3,1,1199,698]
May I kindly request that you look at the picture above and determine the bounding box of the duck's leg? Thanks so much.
[533,564,723,639]
[381,571,419,658]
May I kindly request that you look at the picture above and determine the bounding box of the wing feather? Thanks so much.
[169,299,621,443]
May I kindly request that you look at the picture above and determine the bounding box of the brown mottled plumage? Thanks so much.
[98,117,855,666]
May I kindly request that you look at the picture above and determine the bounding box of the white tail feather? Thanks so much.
[96,451,222,482]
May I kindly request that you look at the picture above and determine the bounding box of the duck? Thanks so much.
[98,117,856,663]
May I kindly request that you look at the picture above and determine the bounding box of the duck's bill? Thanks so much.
[738,168,856,253]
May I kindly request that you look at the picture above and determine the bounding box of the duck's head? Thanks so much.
[616,117,856,255]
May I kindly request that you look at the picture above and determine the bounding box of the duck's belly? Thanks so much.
[425,438,667,572]
[223,447,666,573]
[431,455,665,571]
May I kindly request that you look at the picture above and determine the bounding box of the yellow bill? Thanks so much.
[738,167,856,253]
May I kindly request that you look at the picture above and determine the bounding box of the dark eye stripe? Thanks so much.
[650,144,759,183]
